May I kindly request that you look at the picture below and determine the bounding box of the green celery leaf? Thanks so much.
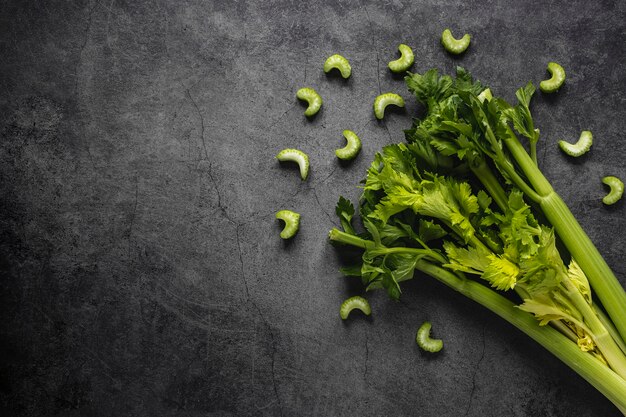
[335,196,356,234]
[516,82,535,108]
[568,259,592,304]
[363,219,382,245]
[418,219,447,242]
[363,153,384,191]
[379,222,410,245]
[443,241,491,274]
[405,69,454,107]
[477,190,492,210]
[481,254,519,290]
[454,66,484,95]
[478,228,503,253]
[388,253,421,283]
[381,144,418,177]
[340,265,362,277]
[382,271,402,300]
[518,294,573,326]
[451,180,480,215]
[502,82,539,143]
[370,186,422,224]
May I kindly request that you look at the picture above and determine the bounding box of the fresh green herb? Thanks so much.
[335,196,356,235]
[276,148,310,180]
[373,93,405,120]
[477,88,493,103]
[539,62,566,93]
[416,322,443,352]
[441,29,471,55]
[335,130,362,160]
[275,210,300,239]
[296,87,323,117]
[602,176,624,205]
[329,67,626,411]
[559,131,593,157]
[324,54,352,79]
[388,44,415,73]
[340,296,371,319]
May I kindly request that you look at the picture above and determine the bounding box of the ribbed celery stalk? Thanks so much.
[417,259,626,413]
[499,132,626,345]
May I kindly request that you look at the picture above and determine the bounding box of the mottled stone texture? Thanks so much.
[0,0,625,416]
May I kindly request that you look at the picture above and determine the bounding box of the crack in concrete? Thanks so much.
[206,163,238,225]
[268,103,298,131]
[374,51,381,95]
[267,325,283,417]
[464,324,486,417]
[359,119,373,133]
[74,0,99,96]
[362,1,393,145]
[303,36,309,84]
[186,90,209,160]
[85,145,97,171]
[235,223,251,300]
[247,293,283,416]
[318,165,338,185]
[313,188,336,227]
[127,176,139,259]
[289,181,309,198]
[232,219,283,415]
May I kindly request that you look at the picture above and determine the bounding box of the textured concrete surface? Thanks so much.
[1,0,625,416]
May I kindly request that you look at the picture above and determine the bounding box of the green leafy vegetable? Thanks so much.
[335,196,355,235]
[329,67,626,411]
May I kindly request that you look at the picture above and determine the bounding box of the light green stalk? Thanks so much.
[479,128,626,346]
[470,157,508,212]
[560,274,626,379]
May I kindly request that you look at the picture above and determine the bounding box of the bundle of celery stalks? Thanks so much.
[329,67,626,412]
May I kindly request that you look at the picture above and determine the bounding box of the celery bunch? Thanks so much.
[329,67,626,413]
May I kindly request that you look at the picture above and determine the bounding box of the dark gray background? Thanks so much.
[1,0,625,416]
